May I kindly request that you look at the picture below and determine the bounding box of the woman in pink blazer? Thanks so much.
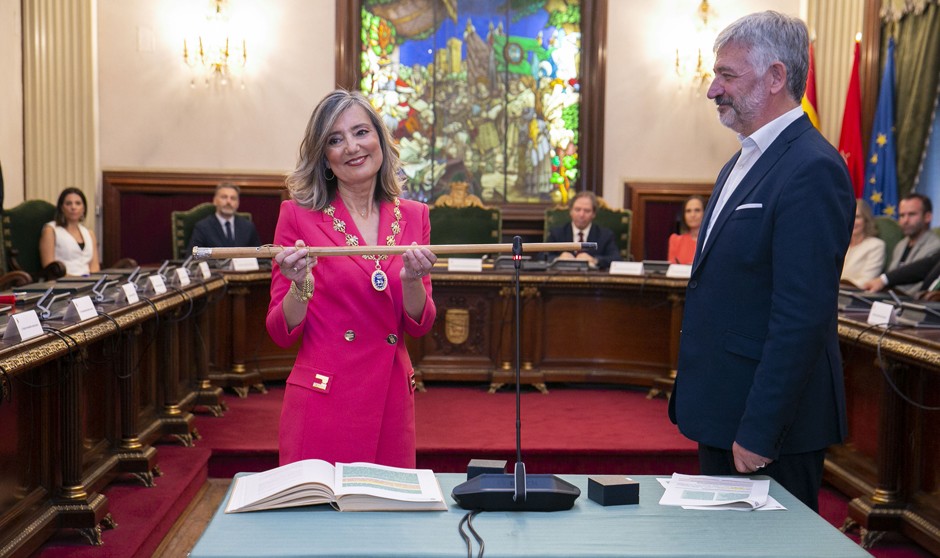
[267,90,437,468]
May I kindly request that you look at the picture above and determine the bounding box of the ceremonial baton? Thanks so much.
[192,242,596,260]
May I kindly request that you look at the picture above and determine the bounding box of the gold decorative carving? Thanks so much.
[445,308,470,344]
[434,181,485,208]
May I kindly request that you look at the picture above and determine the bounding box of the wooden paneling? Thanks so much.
[405,271,687,392]
[101,170,289,266]
[623,182,712,262]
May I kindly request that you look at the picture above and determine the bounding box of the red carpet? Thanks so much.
[192,383,700,477]
[33,445,209,558]
[413,384,699,475]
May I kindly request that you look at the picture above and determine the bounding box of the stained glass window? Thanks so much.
[359,0,583,206]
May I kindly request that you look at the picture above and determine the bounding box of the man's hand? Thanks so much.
[732,441,773,474]
[862,276,886,292]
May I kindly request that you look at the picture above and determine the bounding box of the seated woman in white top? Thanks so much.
[39,187,100,276]
[841,199,885,287]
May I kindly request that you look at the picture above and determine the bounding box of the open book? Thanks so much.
[224,459,448,513]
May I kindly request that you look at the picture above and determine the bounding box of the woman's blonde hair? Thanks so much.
[856,198,877,238]
[286,90,402,210]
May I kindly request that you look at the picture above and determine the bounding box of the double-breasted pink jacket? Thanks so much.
[266,197,436,468]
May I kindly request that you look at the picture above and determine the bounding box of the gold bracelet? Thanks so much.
[289,274,313,303]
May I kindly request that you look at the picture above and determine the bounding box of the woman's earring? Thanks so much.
[324,167,335,181]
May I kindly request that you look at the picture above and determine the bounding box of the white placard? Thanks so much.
[122,282,140,303]
[3,310,44,342]
[148,275,168,294]
[609,261,644,276]
[175,267,191,286]
[665,264,692,279]
[867,301,898,326]
[447,258,483,272]
[230,257,260,271]
[64,295,98,322]
[198,261,212,279]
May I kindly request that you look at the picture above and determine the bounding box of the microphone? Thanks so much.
[451,236,580,512]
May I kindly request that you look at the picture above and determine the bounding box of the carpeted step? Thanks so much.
[32,444,210,558]
[194,383,700,477]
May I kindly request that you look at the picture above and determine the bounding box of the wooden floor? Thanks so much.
[152,479,231,557]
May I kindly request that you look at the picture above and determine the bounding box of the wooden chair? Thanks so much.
[1,199,66,281]
[543,198,633,261]
[0,221,33,289]
[171,203,252,260]
[875,216,904,272]
[428,205,501,257]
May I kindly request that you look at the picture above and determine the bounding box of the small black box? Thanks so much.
[467,459,507,479]
[588,475,639,506]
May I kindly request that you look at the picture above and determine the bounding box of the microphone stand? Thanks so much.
[451,236,580,512]
[512,237,526,503]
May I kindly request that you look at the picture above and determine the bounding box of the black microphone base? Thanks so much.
[452,473,580,512]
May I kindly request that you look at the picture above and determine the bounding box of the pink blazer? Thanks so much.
[266,197,436,467]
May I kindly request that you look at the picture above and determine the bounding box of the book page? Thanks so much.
[225,459,336,513]
[658,473,771,510]
[333,462,446,510]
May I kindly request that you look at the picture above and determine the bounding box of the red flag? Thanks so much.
[838,39,864,198]
[802,41,820,129]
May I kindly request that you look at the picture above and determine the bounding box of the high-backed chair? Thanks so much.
[1,199,66,281]
[0,221,32,289]
[428,205,501,257]
[875,216,904,272]
[543,198,633,261]
[171,203,253,260]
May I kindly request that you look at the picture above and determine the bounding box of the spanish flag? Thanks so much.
[802,41,820,129]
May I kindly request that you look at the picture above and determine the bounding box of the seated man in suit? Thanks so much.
[187,182,261,252]
[885,194,940,294]
[545,191,622,270]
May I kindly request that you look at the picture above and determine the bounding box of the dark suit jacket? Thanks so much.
[885,250,940,292]
[668,114,855,459]
[187,214,261,251]
[545,223,622,269]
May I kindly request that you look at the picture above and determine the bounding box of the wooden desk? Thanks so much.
[0,276,224,557]
[208,270,299,397]
[213,269,687,394]
[407,270,687,393]
[825,314,940,555]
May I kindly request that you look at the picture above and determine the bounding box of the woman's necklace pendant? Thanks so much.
[371,268,388,291]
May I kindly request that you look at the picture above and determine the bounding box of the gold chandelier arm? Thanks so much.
[191,242,596,260]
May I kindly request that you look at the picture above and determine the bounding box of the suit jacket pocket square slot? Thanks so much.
[735,203,763,210]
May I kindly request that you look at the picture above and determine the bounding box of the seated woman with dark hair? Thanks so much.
[39,187,100,276]
[667,195,705,265]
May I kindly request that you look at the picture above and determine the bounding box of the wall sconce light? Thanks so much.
[183,0,247,88]
[674,0,717,89]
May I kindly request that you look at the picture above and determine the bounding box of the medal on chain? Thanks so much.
[325,198,401,292]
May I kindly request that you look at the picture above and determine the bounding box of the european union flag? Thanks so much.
[863,37,898,217]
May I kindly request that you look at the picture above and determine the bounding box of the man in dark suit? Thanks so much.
[668,11,855,512]
[187,182,261,252]
[545,191,622,269]
[864,248,940,295]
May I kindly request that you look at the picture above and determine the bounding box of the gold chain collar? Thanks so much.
[324,198,402,262]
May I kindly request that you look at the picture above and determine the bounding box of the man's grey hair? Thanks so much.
[714,10,809,101]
